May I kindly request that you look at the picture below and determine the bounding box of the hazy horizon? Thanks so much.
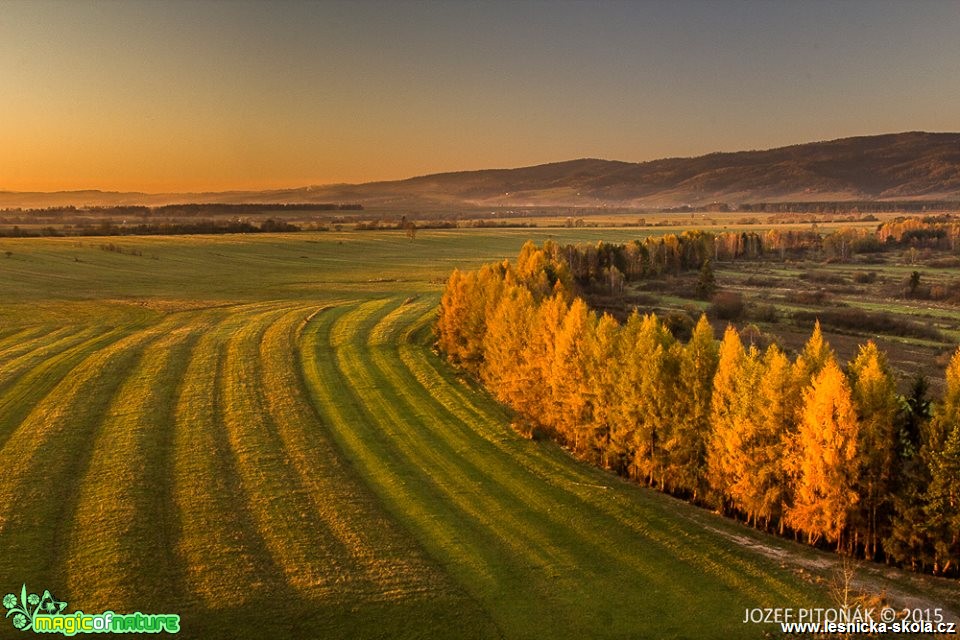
[0,129,957,196]
[3,0,959,192]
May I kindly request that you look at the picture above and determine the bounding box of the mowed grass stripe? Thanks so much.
[299,305,508,632]
[64,316,207,612]
[0,318,175,592]
[363,300,761,633]
[221,304,360,596]
[260,306,446,601]
[375,300,765,598]
[369,303,706,580]
[401,307,823,607]
[0,325,33,346]
[0,325,65,360]
[0,325,89,381]
[312,300,590,637]
[0,325,131,449]
[338,300,566,573]
[172,306,291,611]
[397,307,816,608]
[363,301,592,571]
[0,325,81,368]
[0,327,125,451]
[302,299,824,638]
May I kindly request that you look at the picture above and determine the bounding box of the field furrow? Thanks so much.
[299,297,828,638]
[172,305,291,612]
[220,304,361,596]
[259,305,447,601]
[0,318,176,593]
[63,314,206,611]
[0,326,81,372]
[395,306,814,606]
[0,327,124,452]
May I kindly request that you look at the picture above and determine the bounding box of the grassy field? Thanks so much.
[0,230,957,638]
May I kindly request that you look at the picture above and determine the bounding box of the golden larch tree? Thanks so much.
[666,314,718,501]
[785,359,860,547]
[707,325,746,511]
[847,341,898,558]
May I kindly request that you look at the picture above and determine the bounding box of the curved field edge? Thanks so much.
[0,304,496,640]
[1,225,957,639]
[399,304,960,620]
[299,296,841,639]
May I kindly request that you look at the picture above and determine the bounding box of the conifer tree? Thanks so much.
[923,347,960,574]
[847,342,898,558]
[885,374,935,570]
[755,344,793,531]
[926,423,960,574]
[523,292,569,432]
[620,313,676,487]
[785,359,860,547]
[481,284,536,410]
[608,311,644,475]
[725,345,765,521]
[793,320,834,388]
[707,326,746,511]
[667,315,718,501]
[587,313,623,467]
[550,298,597,453]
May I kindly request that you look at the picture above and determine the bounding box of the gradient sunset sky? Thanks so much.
[2,0,959,192]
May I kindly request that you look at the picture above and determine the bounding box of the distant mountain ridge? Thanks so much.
[3,132,959,209]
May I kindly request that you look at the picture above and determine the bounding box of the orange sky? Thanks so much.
[2,1,958,193]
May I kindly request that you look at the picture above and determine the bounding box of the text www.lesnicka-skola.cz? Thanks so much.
[744,607,957,635]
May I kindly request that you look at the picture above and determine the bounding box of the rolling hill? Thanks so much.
[2,132,959,210]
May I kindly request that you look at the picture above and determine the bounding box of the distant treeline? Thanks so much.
[0,203,363,218]
[353,218,536,231]
[665,201,960,214]
[738,201,960,214]
[0,219,300,237]
[437,240,960,575]
[551,216,960,290]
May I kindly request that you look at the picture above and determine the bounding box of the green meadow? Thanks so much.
[0,231,956,639]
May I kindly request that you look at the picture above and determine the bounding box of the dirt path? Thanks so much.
[702,523,960,625]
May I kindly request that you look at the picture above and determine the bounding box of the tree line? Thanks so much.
[437,240,960,575]
[550,217,960,292]
[0,203,362,217]
[0,219,302,238]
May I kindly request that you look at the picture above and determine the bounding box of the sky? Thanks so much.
[1,0,959,192]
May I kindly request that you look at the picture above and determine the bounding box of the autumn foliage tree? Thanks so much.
[785,359,861,548]
[437,240,960,575]
[847,342,898,558]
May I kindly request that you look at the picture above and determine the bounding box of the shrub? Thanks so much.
[926,257,960,268]
[744,275,782,288]
[709,291,744,320]
[785,289,831,305]
[749,303,778,323]
[792,308,943,342]
[799,271,846,285]
[663,311,695,341]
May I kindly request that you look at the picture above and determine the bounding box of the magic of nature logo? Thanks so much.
[3,585,180,635]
